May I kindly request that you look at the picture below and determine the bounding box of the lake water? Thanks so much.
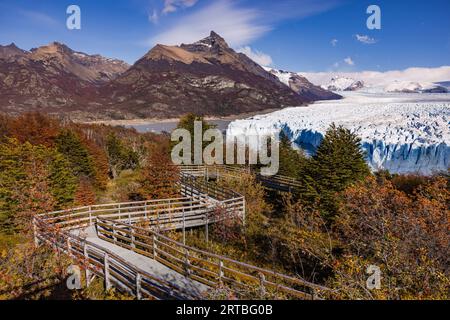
[125,120,232,134]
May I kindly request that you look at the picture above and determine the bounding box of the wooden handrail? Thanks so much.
[33,216,201,300]
[33,170,330,300]
[97,218,330,299]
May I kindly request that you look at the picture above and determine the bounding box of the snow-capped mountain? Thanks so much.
[323,76,365,92]
[227,92,450,175]
[263,67,341,100]
[385,81,448,93]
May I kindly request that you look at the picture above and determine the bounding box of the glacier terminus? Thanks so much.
[227,92,450,175]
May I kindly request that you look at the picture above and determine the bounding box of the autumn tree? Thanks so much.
[74,178,97,206]
[9,112,60,147]
[332,176,450,299]
[0,139,58,233]
[139,142,180,199]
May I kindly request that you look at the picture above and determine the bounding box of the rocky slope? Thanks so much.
[100,31,309,118]
[0,32,342,120]
[263,67,341,100]
[0,42,129,115]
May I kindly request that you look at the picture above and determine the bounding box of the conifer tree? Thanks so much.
[278,131,307,179]
[55,129,96,179]
[302,124,370,219]
[48,152,77,208]
[0,139,27,233]
[106,133,139,178]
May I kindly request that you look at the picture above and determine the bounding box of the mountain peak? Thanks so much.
[0,42,27,59]
[6,42,18,49]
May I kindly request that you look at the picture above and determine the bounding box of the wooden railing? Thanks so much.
[255,174,302,192]
[179,165,303,193]
[96,218,331,299]
[33,171,330,300]
[39,197,211,231]
[33,216,202,300]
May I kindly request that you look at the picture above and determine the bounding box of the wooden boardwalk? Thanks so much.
[72,226,209,298]
[34,169,331,300]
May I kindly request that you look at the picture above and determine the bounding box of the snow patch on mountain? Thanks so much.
[322,77,365,91]
[385,81,448,93]
[227,92,450,175]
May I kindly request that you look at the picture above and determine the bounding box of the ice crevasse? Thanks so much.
[227,93,450,175]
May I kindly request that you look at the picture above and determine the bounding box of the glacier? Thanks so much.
[227,92,450,175]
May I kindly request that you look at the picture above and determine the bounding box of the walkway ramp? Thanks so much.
[71,226,209,298]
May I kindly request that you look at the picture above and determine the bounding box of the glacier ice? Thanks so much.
[227,92,450,175]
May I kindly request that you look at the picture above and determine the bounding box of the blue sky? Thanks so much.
[0,0,449,72]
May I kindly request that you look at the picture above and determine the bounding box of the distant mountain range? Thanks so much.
[0,32,340,120]
[263,67,341,100]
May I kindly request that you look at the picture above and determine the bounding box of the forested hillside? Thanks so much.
[0,113,448,300]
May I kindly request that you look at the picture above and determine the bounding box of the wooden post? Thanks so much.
[218,260,224,285]
[88,206,92,226]
[112,222,117,243]
[205,213,209,244]
[184,249,190,277]
[136,273,142,300]
[242,198,246,227]
[104,253,111,290]
[157,211,160,231]
[32,217,40,247]
[152,234,157,258]
[259,273,266,297]
[131,229,136,249]
[66,237,72,257]
[182,208,186,245]
[84,244,92,287]
[311,288,318,300]
[144,203,148,219]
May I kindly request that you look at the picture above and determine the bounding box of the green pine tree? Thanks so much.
[0,139,28,233]
[106,133,139,178]
[48,152,77,208]
[278,131,307,179]
[301,124,370,219]
[55,129,96,179]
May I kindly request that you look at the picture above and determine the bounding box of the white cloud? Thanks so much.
[330,39,338,47]
[147,0,271,47]
[163,0,199,14]
[148,9,159,24]
[344,57,355,66]
[300,66,450,86]
[355,34,377,44]
[237,46,273,66]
